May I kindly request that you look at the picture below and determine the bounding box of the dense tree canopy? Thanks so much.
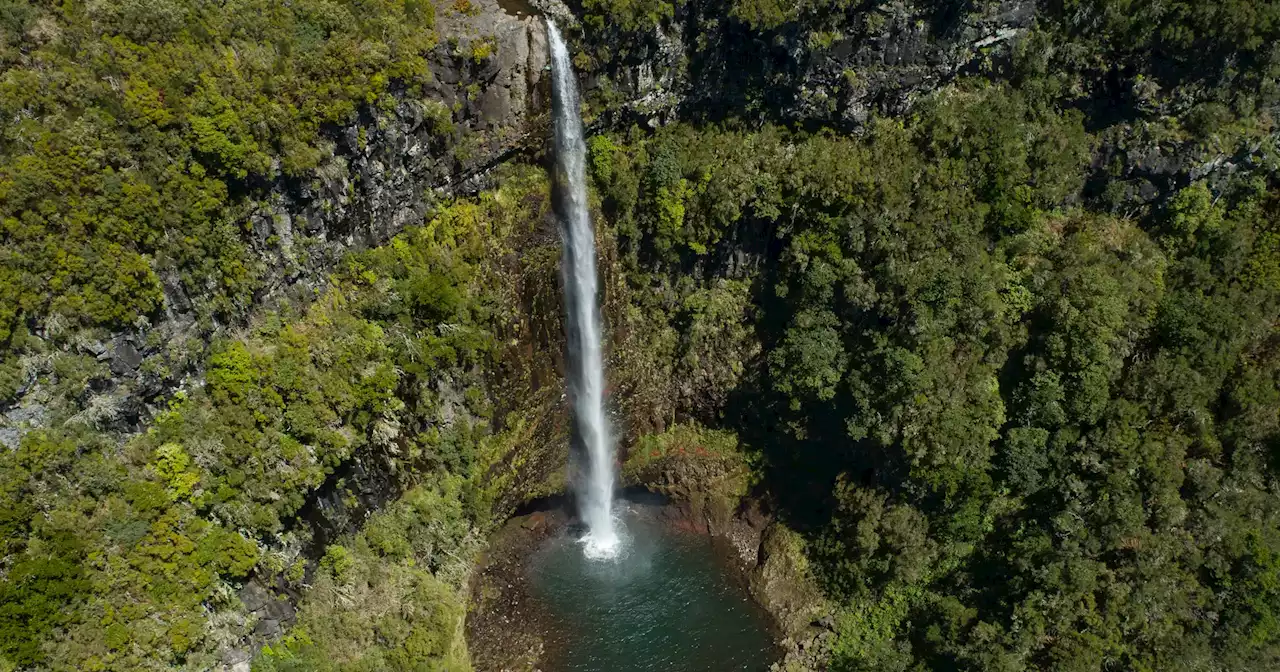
[2,0,1279,671]
[585,48,1280,669]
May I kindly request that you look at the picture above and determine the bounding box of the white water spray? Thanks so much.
[547,19,619,559]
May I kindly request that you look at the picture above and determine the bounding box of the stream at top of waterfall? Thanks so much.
[466,498,782,672]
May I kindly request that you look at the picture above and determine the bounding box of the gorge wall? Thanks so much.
[2,1,1279,670]
[10,0,1269,450]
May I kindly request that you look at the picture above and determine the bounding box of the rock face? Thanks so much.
[570,0,1038,131]
[0,0,552,451]
[2,7,560,669]
[751,524,835,671]
[563,0,1274,218]
[790,0,1037,126]
[622,445,833,664]
[240,0,552,304]
[432,0,550,138]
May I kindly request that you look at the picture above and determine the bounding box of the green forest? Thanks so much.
[2,0,1280,670]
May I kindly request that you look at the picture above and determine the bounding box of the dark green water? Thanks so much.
[528,505,779,672]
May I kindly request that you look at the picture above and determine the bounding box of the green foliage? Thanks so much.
[152,443,201,502]
[675,279,760,412]
[727,0,859,31]
[583,0,678,33]
[1058,0,1280,59]
[2,1,1279,670]
[769,308,847,407]
[0,0,440,355]
[175,305,400,534]
[469,38,494,64]
[0,423,261,669]
[320,545,355,583]
[244,172,548,670]
[728,0,793,30]
[1026,0,1280,125]
[255,477,477,672]
[0,531,89,667]
[0,167,549,669]
[1163,181,1224,253]
[588,134,622,185]
[815,479,938,600]
[593,63,1280,669]
[626,423,749,474]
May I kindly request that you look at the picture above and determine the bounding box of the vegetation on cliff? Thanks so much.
[0,0,441,360]
[2,1,1280,671]
[0,163,556,670]
[577,3,1280,668]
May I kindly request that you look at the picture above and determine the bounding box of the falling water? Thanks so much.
[547,19,619,559]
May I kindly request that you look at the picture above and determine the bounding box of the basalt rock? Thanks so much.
[568,0,1037,132]
[623,446,833,663]
[1,0,553,451]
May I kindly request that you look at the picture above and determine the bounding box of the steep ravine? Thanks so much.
[8,0,1261,494]
[5,2,1276,670]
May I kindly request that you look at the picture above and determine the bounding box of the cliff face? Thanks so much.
[0,8,561,668]
[4,2,1278,669]
[577,0,1039,129]
[213,1,554,281]
[6,0,1277,451]
[12,0,1268,452]
[1,0,550,449]
[4,0,1261,559]
[568,0,1275,213]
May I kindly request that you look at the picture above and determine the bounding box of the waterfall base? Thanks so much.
[467,495,781,672]
[578,526,622,561]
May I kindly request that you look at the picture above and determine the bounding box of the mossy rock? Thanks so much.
[622,423,756,506]
[750,523,830,639]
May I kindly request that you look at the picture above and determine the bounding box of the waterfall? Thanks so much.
[547,19,619,558]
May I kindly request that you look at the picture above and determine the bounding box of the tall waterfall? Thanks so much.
[547,20,619,558]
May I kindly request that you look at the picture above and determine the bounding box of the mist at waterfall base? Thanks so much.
[547,19,618,559]
[530,503,780,672]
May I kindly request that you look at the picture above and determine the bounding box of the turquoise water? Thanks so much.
[528,505,779,672]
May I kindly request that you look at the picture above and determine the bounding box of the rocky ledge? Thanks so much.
[466,481,834,672]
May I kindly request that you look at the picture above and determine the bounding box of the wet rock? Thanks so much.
[468,509,566,671]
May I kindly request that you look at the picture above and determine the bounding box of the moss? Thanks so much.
[623,423,759,533]
[751,524,830,639]
[629,422,731,462]
[469,38,494,64]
